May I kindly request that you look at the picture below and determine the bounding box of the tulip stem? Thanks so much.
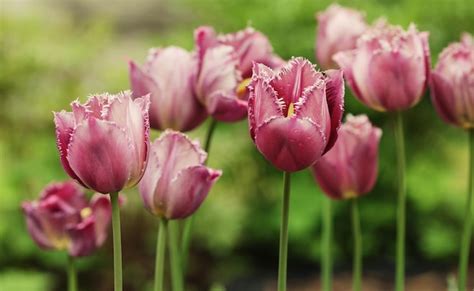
[67,255,77,291]
[321,196,333,291]
[169,221,184,291]
[154,219,167,291]
[459,129,474,291]
[181,118,218,269]
[393,112,406,291]
[352,199,362,291]
[278,171,291,291]
[110,191,122,291]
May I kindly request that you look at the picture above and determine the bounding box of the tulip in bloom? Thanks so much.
[334,22,430,112]
[22,181,114,257]
[312,114,382,199]
[54,91,150,194]
[194,26,284,122]
[430,33,474,128]
[139,130,222,219]
[248,57,345,172]
[315,4,368,69]
[129,46,208,131]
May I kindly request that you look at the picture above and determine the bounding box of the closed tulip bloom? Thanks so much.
[315,4,368,69]
[139,130,222,220]
[129,47,207,131]
[21,181,114,257]
[334,22,430,112]
[430,33,474,128]
[54,91,150,194]
[194,26,283,122]
[312,114,382,199]
[248,57,345,172]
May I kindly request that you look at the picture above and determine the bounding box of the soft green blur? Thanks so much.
[1,0,473,290]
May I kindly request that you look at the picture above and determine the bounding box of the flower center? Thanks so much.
[236,78,251,99]
[80,207,92,219]
[286,103,295,117]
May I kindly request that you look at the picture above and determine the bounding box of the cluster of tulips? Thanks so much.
[21,3,474,291]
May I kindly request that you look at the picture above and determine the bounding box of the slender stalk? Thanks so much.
[352,199,362,291]
[67,255,77,291]
[321,196,333,291]
[154,219,167,291]
[169,221,184,291]
[393,112,406,291]
[278,172,291,291]
[181,118,218,268]
[110,191,122,291]
[458,129,474,291]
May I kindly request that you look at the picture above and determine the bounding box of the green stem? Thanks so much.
[321,196,332,291]
[181,119,218,269]
[278,172,291,291]
[154,219,167,291]
[352,199,362,291]
[458,129,474,291]
[67,255,77,291]
[393,112,406,291]
[110,191,122,291]
[169,221,184,291]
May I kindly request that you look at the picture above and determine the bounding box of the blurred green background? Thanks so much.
[1,0,474,290]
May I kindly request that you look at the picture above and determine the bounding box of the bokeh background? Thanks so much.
[1,0,474,290]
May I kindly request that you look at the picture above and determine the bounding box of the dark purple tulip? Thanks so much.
[21,181,114,257]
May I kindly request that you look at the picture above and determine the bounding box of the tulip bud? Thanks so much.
[248,57,345,172]
[315,4,368,69]
[54,91,150,194]
[193,26,284,122]
[334,22,430,112]
[129,46,208,131]
[21,181,115,257]
[430,33,474,129]
[312,114,382,199]
[139,130,222,220]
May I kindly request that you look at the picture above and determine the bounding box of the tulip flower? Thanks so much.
[54,91,149,291]
[335,22,431,291]
[129,46,208,131]
[313,114,382,199]
[315,4,368,69]
[193,26,284,122]
[334,22,430,112]
[248,57,344,291]
[22,181,115,291]
[430,33,474,291]
[139,130,221,291]
[248,57,344,172]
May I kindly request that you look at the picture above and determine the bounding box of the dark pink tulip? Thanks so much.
[54,91,150,194]
[193,26,284,122]
[430,33,474,128]
[139,130,222,219]
[248,57,345,172]
[21,181,114,257]
[315,4,368,69]
[312,114,382,199]
[334,22,430,112]
[129,47,207,131]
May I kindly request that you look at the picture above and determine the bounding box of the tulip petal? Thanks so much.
[313,158,346,199]
[208,91,248,122]
[194,26,219,64]
[165,166,222,219]
[430,72,460,126]
[67,118,134,194]
[90,194,112,246]
[351,128,382,194]
[255,117,326,172]
[67,217,96,257]
[22,202,54,249]
[40,181,87,211]
[323,69,345,153]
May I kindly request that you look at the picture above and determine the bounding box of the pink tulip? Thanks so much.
[315,4,368,69]
[129,47,208,131]
[430,33,474,128]
[139,130,222,219]
[334,22,430,112]
[248,57,345,172]
[54,91,150,194]
[312,114,382,199]
[21,181,114,257]
[193,26,284,122]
